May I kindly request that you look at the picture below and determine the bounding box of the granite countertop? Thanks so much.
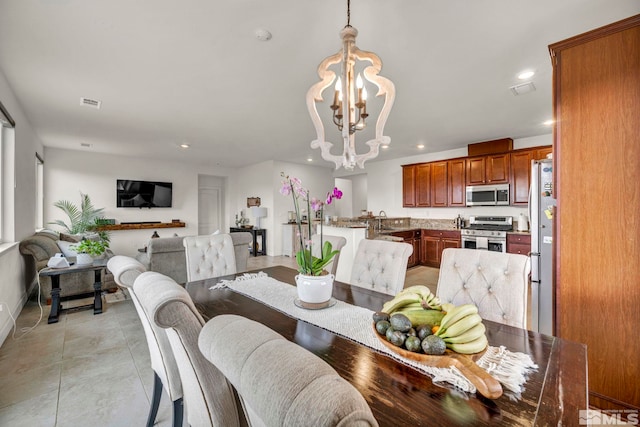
[507,230,531,235]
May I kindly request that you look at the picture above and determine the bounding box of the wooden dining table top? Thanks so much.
[186,265,587,427]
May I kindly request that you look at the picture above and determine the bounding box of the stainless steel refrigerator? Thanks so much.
[529,159,555,335]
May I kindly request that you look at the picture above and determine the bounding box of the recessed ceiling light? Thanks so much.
[543,119,554,126]
[255,28,272,41]
[179,143,190,149]
[417,144,425,149]
[518,70,535,80]
[381,145,389,149]
[307,157,313,162]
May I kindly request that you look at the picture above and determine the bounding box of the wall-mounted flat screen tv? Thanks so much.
[117,179,173,208]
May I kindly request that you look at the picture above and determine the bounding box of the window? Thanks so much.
[0,100,16,242]
[35,153,44,230]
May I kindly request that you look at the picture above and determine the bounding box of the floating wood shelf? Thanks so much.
[95,222,186,231]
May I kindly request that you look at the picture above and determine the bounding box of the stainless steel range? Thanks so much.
[461,216,513,252]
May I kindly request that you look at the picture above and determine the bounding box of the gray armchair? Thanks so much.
[136,232,252,284]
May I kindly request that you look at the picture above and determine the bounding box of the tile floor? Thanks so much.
[0,256,439,426]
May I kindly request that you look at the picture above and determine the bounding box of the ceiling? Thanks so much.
[0,1,638,170]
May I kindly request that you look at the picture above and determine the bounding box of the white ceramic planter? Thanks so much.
[76,253,93,266]
[295,273,334,303]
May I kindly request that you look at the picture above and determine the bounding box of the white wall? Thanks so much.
[0,69,44,345]
[351,173,368,215]
[44,148,239,257]
[334,178,353,217]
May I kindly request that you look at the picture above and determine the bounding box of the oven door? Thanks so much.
[461,236,506,252]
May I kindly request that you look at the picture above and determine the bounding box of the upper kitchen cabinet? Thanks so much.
[403,164,431,207]
[466,153,510,185]
[402,165,417,207]
[550,14,639,410]
[430,161,448,207]
[448,159,466,206]
[510,146,552,205]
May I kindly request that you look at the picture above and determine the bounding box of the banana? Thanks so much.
[437,313,483,338]
[441,303,456,314]
[396,286,442,310]
[438,304,478,331]
[447,335,488,354]
[399,301,427,311]
[393,309,446,327]
[381,293,422,314]
[396,285,432,297]
[442,322,486,344]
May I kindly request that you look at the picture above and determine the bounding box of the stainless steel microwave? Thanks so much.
[465,184,510,206]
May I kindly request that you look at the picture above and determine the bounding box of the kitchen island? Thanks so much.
[317,224,367,283]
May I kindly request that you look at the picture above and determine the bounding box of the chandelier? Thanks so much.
[306,0,395,170]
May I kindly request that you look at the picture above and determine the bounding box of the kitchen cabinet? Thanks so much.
[430,161,448,207]
[402,165,416,207]
[447,159,466,206]
[420,230,461,267]
[510,146,552,205]
[506,233,530,255]
[282,223,314,257]
[416,163,432,207]
[550,15,640,410]
[390,230,421,268]
[466,153,510,185]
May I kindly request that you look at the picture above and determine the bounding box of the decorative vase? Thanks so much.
[76,253,93,266]
[295,273,334,304]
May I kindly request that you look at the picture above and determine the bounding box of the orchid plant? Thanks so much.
[280,172,343,276]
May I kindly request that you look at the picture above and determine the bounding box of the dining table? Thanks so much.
[186,265,587,426]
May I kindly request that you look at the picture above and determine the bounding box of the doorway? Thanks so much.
[198,175,225,235]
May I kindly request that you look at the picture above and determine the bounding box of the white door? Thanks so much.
[198,175,224,235]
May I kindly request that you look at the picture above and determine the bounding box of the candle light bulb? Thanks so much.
[362,85,367,101]
[356,74,363,89]
[335,77,342,95]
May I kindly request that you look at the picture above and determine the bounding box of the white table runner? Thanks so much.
[210,272,537,395]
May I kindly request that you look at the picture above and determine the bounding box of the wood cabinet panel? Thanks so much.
[421,230,461,267]
[550,15,640,410]
[448,159,466,206]
[534,146,552,160]
[466,157,486,185]
[390,230,422,268]
[486,154,510,183]
[510,150,533,205]
[416,163,431,207]
[430,161,448,207]
[507,233,531,255]
[402,165,416,207]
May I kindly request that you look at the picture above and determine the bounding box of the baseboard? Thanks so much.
[590,391,640,412]
[0,289,30,347]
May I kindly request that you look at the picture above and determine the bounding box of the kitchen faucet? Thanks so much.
[377,210,387,231]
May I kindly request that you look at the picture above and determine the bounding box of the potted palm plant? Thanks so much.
[49,192,110,245]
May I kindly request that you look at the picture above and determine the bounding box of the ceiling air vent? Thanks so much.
[510,82,536,96]
[80,97,102,109]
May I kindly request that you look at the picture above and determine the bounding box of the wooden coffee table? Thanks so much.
[39,259,108,323]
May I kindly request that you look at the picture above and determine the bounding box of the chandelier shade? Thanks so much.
[306,2,395,170]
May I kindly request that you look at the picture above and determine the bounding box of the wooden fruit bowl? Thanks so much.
[373,325,502,399]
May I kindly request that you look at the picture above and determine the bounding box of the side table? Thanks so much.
[39,259,108,324]
[230,227,266,257]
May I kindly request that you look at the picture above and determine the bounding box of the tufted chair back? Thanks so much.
[349,239,413,295]
[311,234,347,276]
[134,272,243,427]
[107,256,184,427]
[436,248,530,329]
[199,314,379,427]
[183,234,237,282]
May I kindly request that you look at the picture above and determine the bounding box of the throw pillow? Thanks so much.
[56,240,78,257]
[59,233,82,243]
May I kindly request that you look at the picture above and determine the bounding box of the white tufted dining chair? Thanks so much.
[106,256,184,427]
[349,239,413,296]
[311,234,347,276]
[183,234,237,282]
[199,314,379,427]
[134,272,242,427]
[435,248,530,329]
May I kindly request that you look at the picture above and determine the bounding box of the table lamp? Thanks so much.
[250,207,267,229]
